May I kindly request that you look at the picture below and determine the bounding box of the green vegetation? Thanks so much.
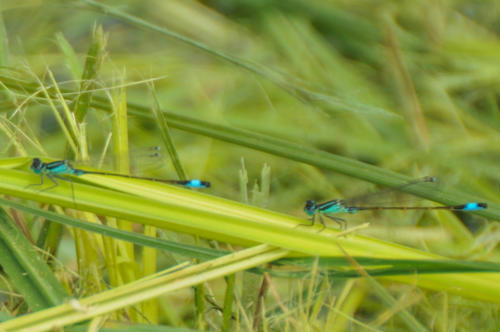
[0,0,499,330]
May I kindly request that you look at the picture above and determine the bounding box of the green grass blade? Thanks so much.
[126,103,497,221]
[0,196,223,261]
[276,257,500,278]
[340,246,429,332]
[55,32,83,81]
[0,13,8,66]
[0,206,68,311]
[73,24,106,123]
[149,84,187,180]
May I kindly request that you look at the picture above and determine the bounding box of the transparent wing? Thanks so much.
[343,176,438,207]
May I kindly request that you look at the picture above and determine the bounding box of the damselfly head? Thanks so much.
[304,200,317,215]
[422,176,437,183]
[30,158,43,172]
[200,181,211,188]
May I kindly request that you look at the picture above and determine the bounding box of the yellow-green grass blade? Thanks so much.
[0,158,495,261]
[1,195,497,278]
[0,158,442,257]
[27,70,79,155]
[0,244,288,332]
[0,157,499,303]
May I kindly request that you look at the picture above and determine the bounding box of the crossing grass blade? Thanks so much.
[0,158,498,303]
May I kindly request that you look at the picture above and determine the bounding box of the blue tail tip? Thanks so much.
[186,179,210,188]
[459,202,488,211]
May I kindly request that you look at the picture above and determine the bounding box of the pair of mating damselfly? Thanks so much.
[302,176,487,230]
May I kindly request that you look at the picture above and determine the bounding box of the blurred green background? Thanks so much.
[3,0,498,217]
[0,0,499,330]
